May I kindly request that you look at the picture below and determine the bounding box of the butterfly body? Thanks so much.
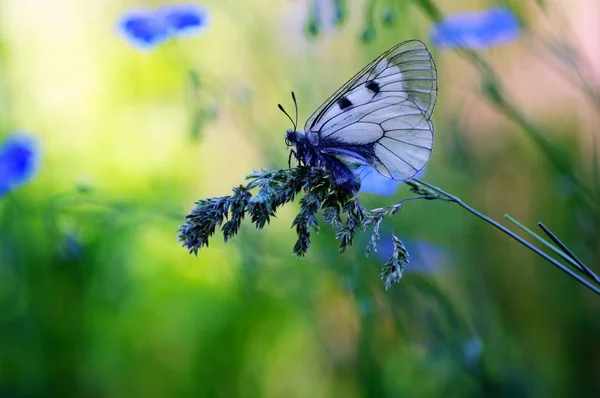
[286,129,361,192]
[285,40,438,193]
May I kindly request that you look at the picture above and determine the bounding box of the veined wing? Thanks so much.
[305,40,437,181]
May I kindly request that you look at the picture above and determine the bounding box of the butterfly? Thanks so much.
[280,40,438,193]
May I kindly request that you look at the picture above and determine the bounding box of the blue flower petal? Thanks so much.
[117,8,169,50]
[430,7,520,50]
[0,135,41,197]
[377,238,453,275]
[357,166,401,196]
[356,166,426,196]
[61,234,84,260]
[159,4,209,37]
[463,338,483,364]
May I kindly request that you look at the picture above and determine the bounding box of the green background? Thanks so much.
[1,0,599,396]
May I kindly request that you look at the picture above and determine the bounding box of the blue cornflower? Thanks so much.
[430,7,520,50]
[118,4,209,51]
[118,8,170,50]
[357,166,401,196]
[160,4,209,37]
[0,135,41,197]
[61,234,84,260]
[378,238,453,275]
[463,338,483,365]
[357,166,426,196]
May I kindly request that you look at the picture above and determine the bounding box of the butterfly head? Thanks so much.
[285,129,303,146]
[285,129,310,167]
[285,129,295,147]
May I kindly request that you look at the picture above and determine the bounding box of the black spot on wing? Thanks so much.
[337,97,352,110]
[366,80,380,94]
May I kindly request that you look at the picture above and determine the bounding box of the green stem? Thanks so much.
[504,214,585,273]
[413,178,600,296]
[537,222,600,284]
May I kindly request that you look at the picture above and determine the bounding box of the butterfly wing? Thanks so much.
[305,40,437,181]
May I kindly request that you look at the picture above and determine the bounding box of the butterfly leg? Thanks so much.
[288,149,297,168]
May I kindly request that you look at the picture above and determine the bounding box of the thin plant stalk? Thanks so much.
[413,178,600,296]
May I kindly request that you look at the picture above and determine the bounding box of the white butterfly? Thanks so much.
[282,40,438,192]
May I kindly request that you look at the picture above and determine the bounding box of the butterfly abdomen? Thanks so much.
[320,154,360,193]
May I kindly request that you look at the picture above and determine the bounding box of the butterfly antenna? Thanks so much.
[278,103,297,131]
[291,91,299,131]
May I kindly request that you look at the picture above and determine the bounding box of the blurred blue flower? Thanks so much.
[118,8,170,50]
[118,4,209,50]
[377,238,453,274]
[430,8,520,50]
[356,166,400,196]
[0,135,41,197]
[160,4,209,37]
[61,234,84,261]
[356,166,426,196]
[463,337,483,365]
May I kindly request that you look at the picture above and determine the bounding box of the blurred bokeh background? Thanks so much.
[0,0,599,396]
